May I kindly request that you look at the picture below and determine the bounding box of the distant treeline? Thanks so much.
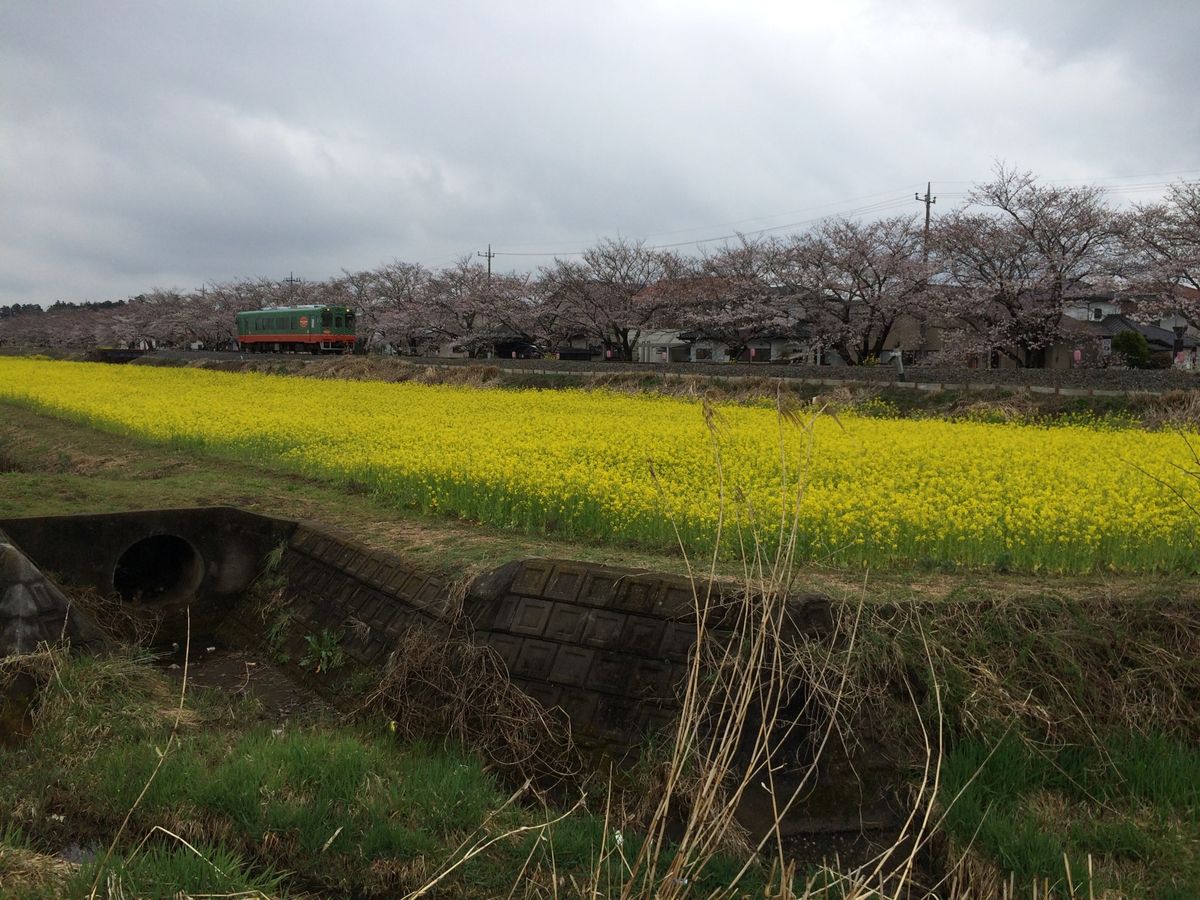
[2,166,1198,366]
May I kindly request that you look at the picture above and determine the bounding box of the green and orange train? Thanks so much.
[235,305,357,353]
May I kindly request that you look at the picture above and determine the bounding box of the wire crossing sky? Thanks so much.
[2,0,1197,306]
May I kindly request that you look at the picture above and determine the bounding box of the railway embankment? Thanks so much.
[6,343,1200,395]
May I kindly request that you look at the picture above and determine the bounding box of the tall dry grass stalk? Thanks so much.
[613,389,955,899]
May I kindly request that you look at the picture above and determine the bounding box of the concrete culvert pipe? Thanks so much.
[112,534,204,605]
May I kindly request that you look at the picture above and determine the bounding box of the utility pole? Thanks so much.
[915,182,936,261]
[477,244,495,285]
[284,272,302,307]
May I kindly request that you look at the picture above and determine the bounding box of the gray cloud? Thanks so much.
[2,0,1197,305]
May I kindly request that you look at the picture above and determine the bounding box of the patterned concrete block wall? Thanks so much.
[221,521,449,689]
[465,558,710,745]
[281,523,451,660]
[251,521,832,749]
[231,522,709,746]
[3,508,833,755]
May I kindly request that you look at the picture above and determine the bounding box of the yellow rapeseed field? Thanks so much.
[2,357,1197,572]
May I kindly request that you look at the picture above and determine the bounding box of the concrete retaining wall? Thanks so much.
[0,507,832,748]
[0,529,108,658]
[0,508,293,637]
[228,519,832,747]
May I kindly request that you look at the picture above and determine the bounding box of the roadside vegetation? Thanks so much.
[832,596,1200,898]
[2,561,1196,897]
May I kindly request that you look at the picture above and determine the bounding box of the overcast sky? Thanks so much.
[2,0,1198,306]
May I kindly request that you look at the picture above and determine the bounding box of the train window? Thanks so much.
[321,310,333,327]
[345,311,355,328]
[334,315,344,328]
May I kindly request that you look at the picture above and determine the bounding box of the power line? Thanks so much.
[493,195,919,258]
[645,197,916,249]
[490,185,922,253]
[490,167,1198,261]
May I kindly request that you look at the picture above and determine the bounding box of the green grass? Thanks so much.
[939,733,1200,898]
[0,650,770,897]
[1,826,285,900]
[818,592,1200,898]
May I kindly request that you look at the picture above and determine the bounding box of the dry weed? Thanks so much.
[365,624,579,782]
[0,844,78,894]
[1142,389,1200,430]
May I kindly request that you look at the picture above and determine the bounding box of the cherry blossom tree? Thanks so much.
[422,257,496,355]
[540,238,684,360]
[930,166,1124,366]
[656,236,796,360]
[1123,180,1200,326]
[770,214,930,364]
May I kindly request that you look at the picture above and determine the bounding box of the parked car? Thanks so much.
[494,340,543,359]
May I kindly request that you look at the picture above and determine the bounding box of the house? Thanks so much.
[630,325,824,365]
[1063,293,1124,324]
[634,330,692,363]
[879,288,1200,370]
[1059,313,1198,369]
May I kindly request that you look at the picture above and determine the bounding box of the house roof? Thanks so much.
[1066,314,1198,350]
[676,325,812,343]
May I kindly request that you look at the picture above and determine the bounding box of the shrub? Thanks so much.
[1112,330,1151,368]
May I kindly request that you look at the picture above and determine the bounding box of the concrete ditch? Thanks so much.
[0,506,901,841]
